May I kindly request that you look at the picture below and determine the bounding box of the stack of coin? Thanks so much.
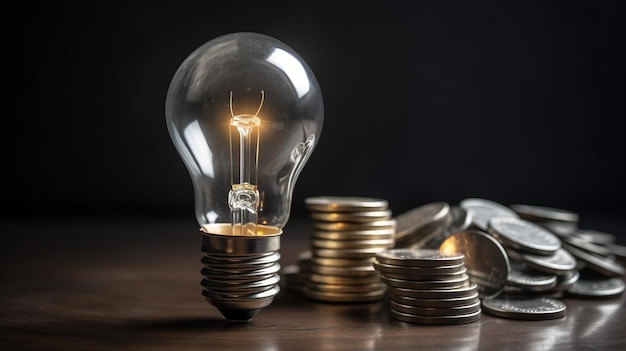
[300,196,396,302]
[374,248,481,324]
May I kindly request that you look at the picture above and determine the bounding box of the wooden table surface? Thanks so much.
[1,214,625,350]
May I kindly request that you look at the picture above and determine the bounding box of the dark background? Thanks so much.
[3,1,625,235]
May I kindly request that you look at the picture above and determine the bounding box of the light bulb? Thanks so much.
[165,32,323,322]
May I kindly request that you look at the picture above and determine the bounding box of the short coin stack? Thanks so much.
[374,248,481,324]
[301,196,396,302]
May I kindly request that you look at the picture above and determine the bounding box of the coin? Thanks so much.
[389,291,480,308]
[488,217,561,255]
[391,299,482,316]
[311,238,395,250]
[308,273,381,285]
[561,235,614,257]
[386,281,479,299]
[566,274,625,299]
[572,228,617,245]
[312,247,387,258]
[460,198,519,232]
[481,295,566,320]
[305,196,389,212]
[310,263,377,277]
[390,308,481,325]
[394,202,452,248]
[313,219,396,232]
[312,228,395,240]
[561,242,626,277]
[311,210,392,223]
[547,269,580,292]
[310,256,375,267]
[303,285,387,303]
[381,274,470,290]
[439,230,510,298]
[510,204,579,223]
[373,260,466,277]
[375,248,465,267]
[506,262,558,292]
[507,247,577,275]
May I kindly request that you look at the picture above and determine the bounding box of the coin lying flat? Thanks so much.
[391,299,482,317]
[386,281,479,299]
[439,230,510,298]
[507,262,558,292]
[303,285,387,303]
[388,291,480,308]
[460,198,519,232]
[481,295,566,320]
[510,204,579,223]
[566,274,625,299]
[375,249,465,267]
[561,242,626,277]
[311,210,392,223]
[572,228,617,245]
[390,308,481,325]
[305,196,389,212]
[507,247,577,275]
[488,217,561,255]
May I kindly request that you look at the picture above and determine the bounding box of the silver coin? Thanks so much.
[439,230,510,298]
[481,295,566,320]
[389,291,480,308]
[378,267,468,282]
[507,247,577,275]
[375,248,465,267]
[312,228,395,240]
[374,261,466,277]
[390,308,481,325]
[305,196,389,212]
[391,299,482,317]
[547,269,580,292]
[561,235,614,257]
[460,198,519,231]
[448,206,473,233]
[394,202,452,248]
[386,281,479,299]
[313,219,396,232]
[380,274,470,290]
[507,262,558,292]
[605,242,626,263]
[566,276,625,299]
[488,217,561,255]
[572,228,616,245]
[531,219,578,237]
[561,242,626,277]
[510,204,579,223]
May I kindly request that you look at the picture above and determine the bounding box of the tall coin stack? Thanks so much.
[300,196,396,302]
[374,248,481,324]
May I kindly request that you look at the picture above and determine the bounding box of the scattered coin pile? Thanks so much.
[296,196,396,302]
[282,196,626,322]
[374,248,481,324]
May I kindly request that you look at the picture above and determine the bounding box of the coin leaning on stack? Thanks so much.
[295,196,396,302]
[374,248,481,324]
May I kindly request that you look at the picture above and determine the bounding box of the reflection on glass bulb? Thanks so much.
[165,32,323,322]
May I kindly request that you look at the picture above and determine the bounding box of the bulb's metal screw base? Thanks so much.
[200,225,282,323]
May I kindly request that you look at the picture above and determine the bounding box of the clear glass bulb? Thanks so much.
[165,32,323,322]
